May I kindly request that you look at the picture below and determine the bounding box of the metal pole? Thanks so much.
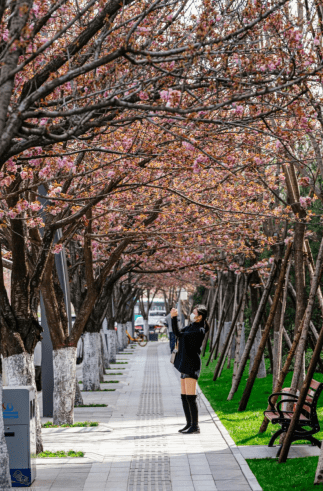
[40,295,53,417]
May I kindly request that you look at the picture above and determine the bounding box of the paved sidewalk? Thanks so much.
[31,341,262,490]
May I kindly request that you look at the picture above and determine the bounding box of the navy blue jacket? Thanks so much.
[171,316,207,375]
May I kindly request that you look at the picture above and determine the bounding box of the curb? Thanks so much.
[197,385,263,491]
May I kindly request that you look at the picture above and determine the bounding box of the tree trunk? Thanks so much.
[3,353,43,454]
[117,323,124,351]
[273,261,291,389]
[238,242,292,411]
[82,332,100,391]
[280,305,323,463]
[0,368,11,490]
[53,347,77,425]
[227,262,278,400]
[249,328,266,378]
[123,323,128,349]
[107,330,117,363]
[290,238,323,399]
[143,319,149,338]
[100,330,110,369]
[74,375,84,407]
[126,321,133,340]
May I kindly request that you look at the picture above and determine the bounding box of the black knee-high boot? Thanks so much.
[179,394,191,433]
[182,395,200,434]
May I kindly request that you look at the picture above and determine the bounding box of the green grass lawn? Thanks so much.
[247,457,320,491]
[199,353,323,446]
[42,421,98,428]
[38,450,84,458]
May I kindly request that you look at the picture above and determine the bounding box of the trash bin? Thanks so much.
[2,386,36,487]
[149,332,158,342]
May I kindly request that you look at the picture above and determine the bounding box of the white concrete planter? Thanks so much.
[82,333,100,391]
[107,330,117,363]
[53,347,77,425]
[101,330,110,369]
[143,319,149,337]
[117,323,124,352]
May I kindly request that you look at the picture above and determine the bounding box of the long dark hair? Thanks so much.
[195,304,210,333]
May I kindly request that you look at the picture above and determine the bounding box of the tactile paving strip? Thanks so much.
[128,345,172,491]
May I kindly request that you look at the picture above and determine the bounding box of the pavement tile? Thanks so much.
[30,343,258,491]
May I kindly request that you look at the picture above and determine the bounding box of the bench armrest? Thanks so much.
[268,392,298,412]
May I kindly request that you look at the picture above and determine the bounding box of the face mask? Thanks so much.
[190,313,196,323]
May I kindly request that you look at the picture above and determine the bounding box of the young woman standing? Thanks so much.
[170,304,209,434]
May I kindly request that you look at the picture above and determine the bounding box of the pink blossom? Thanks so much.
[299,196,307,208]
[183,141,195,152]
[52,244,63,254]
[193,162,200,173]
[278,174,285,182]
[235,105,243,115]
[20,171,28,179]
[30,201,42,212]
[166,15,173,21]
[139,91,149,101]
[8,210,17,219]
[160,90,170,101]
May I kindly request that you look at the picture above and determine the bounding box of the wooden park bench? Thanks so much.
[264,379,323,457]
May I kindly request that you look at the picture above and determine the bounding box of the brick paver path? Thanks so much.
[31,341,261,490]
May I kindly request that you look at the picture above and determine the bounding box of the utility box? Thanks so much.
[2,386,36,487]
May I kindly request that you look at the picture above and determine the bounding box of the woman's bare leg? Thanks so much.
[184,378,197,395]
[181,379,186,394]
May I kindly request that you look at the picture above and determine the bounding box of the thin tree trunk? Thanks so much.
[227,262,278,400]
[289,238,323,400]
[280,319,323,464]
[267,336,274,375]
[273,261,291,388]
[232,276,247,381]
[259,240,323,432]
[213,278,247,381]
[249,327,267,378]
[238,242,293,411]
[206,292,234,366]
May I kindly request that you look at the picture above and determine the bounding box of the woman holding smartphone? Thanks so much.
[170,304,209,434]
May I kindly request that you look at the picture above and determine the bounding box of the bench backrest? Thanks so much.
[301,379,323,422]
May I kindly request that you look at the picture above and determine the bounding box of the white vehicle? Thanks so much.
[135,310,167,332]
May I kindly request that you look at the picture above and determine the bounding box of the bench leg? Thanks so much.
[268,428,284,447]
[307,435,322,448]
